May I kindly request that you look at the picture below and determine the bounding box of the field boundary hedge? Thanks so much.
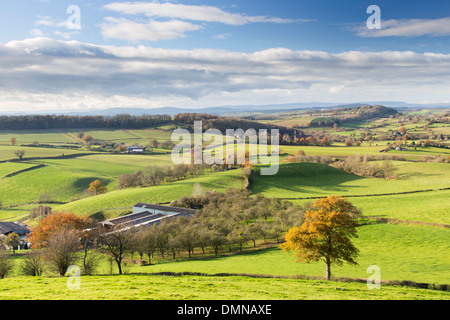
[0,152,96,163]
[142,271,450,292]
[366,216,450,229]
[1,164,46,179]
[274,187,450,201]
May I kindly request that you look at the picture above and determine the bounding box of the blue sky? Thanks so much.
[1,0,450,112]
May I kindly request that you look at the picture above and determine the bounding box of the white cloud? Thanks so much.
[103,1,299,26]
[101,1,303,42]
[212,33,232,40]
[30,28,45,37]
[35,16,68,29]
[31,15,79,40]
[0,38,450,111]
[329,85,345,94]
[357,17,450,37]
[101,17,202,41]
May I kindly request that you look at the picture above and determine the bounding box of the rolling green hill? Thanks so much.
[53,169,245,219]
[252,161,450,199]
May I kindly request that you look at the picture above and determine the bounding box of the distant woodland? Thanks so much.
[0,113,302,137]
[0,114,173,130]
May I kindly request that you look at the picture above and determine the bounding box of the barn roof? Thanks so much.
[0,222,30,236]
[133,203,197,215]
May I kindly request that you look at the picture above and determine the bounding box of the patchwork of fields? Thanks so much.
[0,118,449,300]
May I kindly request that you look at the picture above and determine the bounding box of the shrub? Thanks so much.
[0,253,14,279]
[44,229,80,276]
[20,252,45,276]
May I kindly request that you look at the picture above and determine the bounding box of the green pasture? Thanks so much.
[0,162,36,178]
[0,128,172,149]
[134,223,449,285]
[0,145,89,162]
[0,204,47,222]
[290,190,450,225]
[76,153,172,167]
[0,153,176,208]
[280,144,450,160]
[0,130,75,145]
[0,165,115,206]
[67,128,172,146]
[1,274,447,300]
[54,168,245,218]
[252,161,450,200]
[0,223,448,300]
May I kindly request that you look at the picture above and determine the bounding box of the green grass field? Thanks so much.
[0,129,76,145]
[252,161,450,200]
[0,128,172,147]
[54,168,245,218]
[0,145,89,161]
[0,274,447,300]
[0,162,37,178]
[280,144,450,160]
[131,223,449,284]
[0,154,175,208]
[1,120,449,300]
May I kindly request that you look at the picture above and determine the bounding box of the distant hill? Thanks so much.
[307,105,399,127]
[340,104,399,118]
[172,113,304,137]
[2,101,432,117]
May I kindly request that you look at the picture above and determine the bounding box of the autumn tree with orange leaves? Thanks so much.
[281,196,361,280]
[88,179,107,195]
[27,212,92,249]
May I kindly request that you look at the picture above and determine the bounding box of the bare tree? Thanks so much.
[14,149,26,160]
[80,227,101,276]
[44,229,80,276]
[98,224,134,275]
[20,252,45,276]
[176,221,198,258]
[0,253,15,279]
[142,225,158,264]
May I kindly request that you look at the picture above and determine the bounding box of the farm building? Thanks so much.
[0,222,30,250]
[127,146,145,154]
[101,203,196,231]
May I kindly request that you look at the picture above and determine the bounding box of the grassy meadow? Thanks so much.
[252,161,450,199]
[0,109,449,300]
[53,168,245,219]
[1,274,448,300]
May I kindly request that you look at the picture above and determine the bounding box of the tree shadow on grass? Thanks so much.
[72,177,113,191]
[252,162,367,196]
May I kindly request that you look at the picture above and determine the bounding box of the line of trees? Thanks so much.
[117,164,215,189]
[0,191,364,280]
[0,114,172,130]
[0,189,306,277]
[108,189,305,272]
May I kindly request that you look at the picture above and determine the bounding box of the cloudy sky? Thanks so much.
[1,0,450,113]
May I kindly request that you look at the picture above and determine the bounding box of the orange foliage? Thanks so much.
[281,196,359,279]
[27,212,92,248]
[88,179,107,195]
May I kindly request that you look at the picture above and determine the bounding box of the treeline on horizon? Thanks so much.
[0,113,302,137]
[0,114,173,130]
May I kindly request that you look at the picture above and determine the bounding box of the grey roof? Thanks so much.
[104,210,190,229]
[102,212,192,234]
[133,203,197,215]
[0,222,30,235]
